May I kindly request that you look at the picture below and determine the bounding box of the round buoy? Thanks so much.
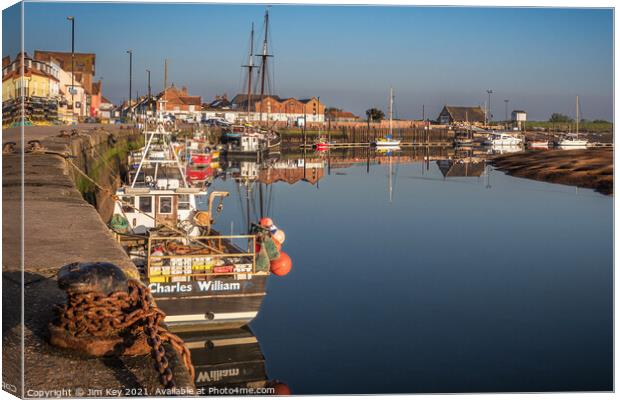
[270,252,292,276]
[259,217,273,228]
[273,229,286,244]
[272,382,291,395]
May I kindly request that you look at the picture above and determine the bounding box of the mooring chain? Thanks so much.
[55,279,194,389]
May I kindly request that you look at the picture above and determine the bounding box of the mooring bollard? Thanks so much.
[49,262,194,389]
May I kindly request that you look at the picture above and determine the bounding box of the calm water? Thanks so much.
[207,149,613,394]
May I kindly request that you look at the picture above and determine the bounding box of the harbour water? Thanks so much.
[205,148,613,394]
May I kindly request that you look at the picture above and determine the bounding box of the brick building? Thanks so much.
[224,94,325,123]
[157,85,201,114]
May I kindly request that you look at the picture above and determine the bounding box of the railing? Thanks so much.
[147,234,259,283]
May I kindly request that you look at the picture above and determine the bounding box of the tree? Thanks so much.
[366,108,385,122]
[549,113,573,123]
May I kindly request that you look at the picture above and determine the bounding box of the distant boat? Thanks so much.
[483,131,523,146]
[554,96,589,148]
[314,138,331,151]
[372,88,402,148]
[528,140,549,149]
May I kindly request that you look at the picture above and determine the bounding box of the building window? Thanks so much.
[159,196,173,214]
[139,196,152,213]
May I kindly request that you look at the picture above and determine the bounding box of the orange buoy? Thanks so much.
[259,217,273,228]
[272,382,291,395]
[270,251,292,276]
[273,229,286,244]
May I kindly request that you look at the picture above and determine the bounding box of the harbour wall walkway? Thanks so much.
[2,124,194,397]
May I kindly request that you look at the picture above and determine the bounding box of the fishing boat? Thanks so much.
[372,88,401,148]
[111,108,217,237]
[111,107,291,331]
[483,131,524,146]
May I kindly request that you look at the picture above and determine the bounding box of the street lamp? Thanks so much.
[504,99,509,123]
[486,89,493,125]
[67,16,75,123]
[146,69,151,99]
[126,50,132,109]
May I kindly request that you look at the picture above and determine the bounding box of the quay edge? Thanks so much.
[2,124,195,397]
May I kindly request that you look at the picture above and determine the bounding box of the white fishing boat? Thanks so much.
[373,88,402,148]
[483,131,524,146]
[111,102,228,237]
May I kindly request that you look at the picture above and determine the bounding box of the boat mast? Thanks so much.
[243,23,256,119]
[389,87,393,139]
[258,9,272,125]
[576,95,579,138]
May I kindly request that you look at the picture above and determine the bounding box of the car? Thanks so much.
[202,118,230,127]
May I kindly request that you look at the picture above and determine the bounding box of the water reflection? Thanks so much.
[192,145,610,394]
[177,327,290,394]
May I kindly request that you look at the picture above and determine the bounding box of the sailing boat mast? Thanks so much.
[389,87,393,138]
[242,24,256,118]
[258,9,272,124]
[576,95,580,138]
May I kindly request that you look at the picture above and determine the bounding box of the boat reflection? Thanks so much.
[486,144,523,154]
[177,327,291,394]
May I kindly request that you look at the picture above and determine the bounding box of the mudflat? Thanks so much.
[491,148,613,195]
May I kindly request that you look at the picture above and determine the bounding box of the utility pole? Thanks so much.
[127,50,132,111]
[504,99,509,123]
[422,104,425,121]
[486,89,493,125]
[67,16,75,123]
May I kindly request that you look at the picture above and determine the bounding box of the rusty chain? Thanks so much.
[55,279,195,389]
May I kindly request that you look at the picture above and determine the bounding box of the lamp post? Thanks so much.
[486,89,493,125]
[504,99,509,123]
[127,50,132,112]
[146,69,151,99]
[67,16,75,123]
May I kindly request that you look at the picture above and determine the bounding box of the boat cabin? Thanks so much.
[114,178,206,234]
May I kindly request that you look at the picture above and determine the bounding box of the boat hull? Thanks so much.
[149,274,268,331]
[373,140,402,147]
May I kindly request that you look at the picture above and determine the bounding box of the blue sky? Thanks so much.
[3,2,614,120]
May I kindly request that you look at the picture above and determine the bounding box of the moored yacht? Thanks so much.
[483,131,524,146]
[372,88,402,148]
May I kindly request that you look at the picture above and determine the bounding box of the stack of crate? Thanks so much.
[171,257,192,282]
[149,256,167,283]
[191,257,215,281]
